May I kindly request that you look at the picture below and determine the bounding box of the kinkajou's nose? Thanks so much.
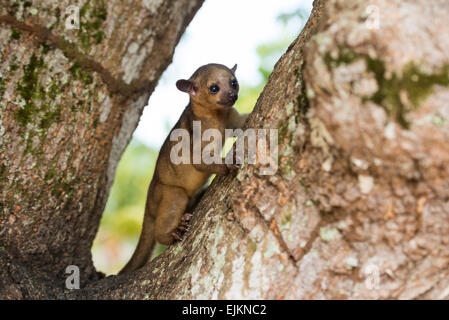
[228,91,237,101]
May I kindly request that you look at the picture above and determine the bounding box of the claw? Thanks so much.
[226,164,240,172]
[172,231,182,241]
[171,213,193,242]
[182,213,193,222]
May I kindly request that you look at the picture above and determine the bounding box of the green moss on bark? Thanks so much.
[78,0,107,50]
[0,75,6,98]
[69,61,93,85]
[325,46,449,129]
[294,60,310,119]
[12,51,71,158]
[40,104,62,129]
[369,62,449,128]
[11,28,21,40]
[14,53,45,126]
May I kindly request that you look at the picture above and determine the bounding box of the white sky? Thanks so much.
[134,0,313,149]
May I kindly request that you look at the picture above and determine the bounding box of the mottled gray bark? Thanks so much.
[2,0,449,300]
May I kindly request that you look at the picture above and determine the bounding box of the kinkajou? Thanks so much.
[119,64,248,274]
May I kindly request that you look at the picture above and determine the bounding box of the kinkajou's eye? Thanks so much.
[209,84,220,94]
[231,79,238,89]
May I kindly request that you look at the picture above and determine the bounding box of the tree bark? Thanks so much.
[2,0,449,299]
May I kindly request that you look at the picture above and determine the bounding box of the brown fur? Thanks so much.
[119,64,248,274]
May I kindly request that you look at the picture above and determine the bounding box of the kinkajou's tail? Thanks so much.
[118,210,156,274]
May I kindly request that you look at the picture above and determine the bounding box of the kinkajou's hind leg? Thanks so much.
[154,185,189,245]
[171,183,209,240]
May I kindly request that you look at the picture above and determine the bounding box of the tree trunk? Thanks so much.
[2,0,449,299]
[0,0,204,298]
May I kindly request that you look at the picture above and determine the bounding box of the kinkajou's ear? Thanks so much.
[231,64,238,73]
[176,79,196,95]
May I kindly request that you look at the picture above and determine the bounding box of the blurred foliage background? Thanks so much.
[92,8,306,275]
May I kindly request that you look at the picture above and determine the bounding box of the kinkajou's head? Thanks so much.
[176,63,239,109]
